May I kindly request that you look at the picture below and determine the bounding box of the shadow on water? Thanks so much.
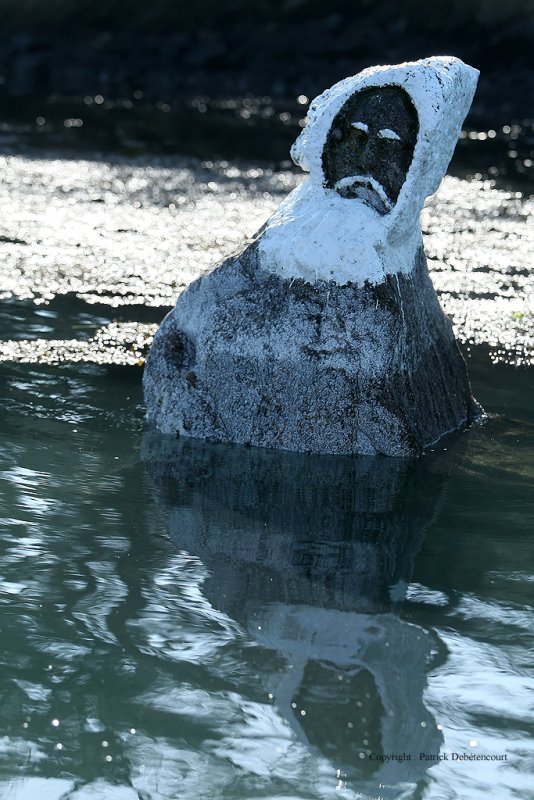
[142,431,452,794]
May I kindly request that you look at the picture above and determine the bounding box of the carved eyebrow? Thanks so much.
[378,128,401,140]
[351,122,369,133]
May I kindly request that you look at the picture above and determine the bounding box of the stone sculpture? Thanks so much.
[144,56,481,456]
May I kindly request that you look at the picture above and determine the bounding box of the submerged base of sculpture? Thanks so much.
[144,243,477,456]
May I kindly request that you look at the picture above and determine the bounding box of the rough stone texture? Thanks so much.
[144,241,476,456]
[144,57,481,456]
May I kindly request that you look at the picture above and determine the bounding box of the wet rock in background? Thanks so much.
[0,0,532,176]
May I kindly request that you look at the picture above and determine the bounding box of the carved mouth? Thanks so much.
[333,175,393,213]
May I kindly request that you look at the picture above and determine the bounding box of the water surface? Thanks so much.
[0,150,533,800]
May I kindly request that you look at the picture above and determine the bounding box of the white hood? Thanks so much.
[259,56,479,285]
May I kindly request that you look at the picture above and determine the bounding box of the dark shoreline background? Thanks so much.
[0,0,532,184]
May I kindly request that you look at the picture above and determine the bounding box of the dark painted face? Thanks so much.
[322,86,418,213]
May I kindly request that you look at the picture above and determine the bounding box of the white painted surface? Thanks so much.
[259,56,479,285]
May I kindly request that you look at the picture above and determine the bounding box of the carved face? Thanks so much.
[322,86,418,213]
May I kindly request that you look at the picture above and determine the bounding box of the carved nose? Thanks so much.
[360,137,378,168]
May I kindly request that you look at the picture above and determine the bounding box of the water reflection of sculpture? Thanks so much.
[143,432,446,796]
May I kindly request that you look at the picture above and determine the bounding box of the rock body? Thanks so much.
[144,56,481,456]
[145,242,476,456]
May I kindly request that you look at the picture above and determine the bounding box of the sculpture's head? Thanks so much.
[322,86,418,214]
[291,57,479,232]
[259,57,478,285]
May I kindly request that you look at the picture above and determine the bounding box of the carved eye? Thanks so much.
[331,127,343,141]
[351,122,368,147]
[351,122,369,135]
[378,128,401,141]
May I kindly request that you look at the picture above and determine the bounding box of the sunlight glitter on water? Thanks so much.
[0,153,532,367]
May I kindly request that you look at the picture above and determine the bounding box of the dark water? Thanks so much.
[0,350,533,800]
[0,149,533,799]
